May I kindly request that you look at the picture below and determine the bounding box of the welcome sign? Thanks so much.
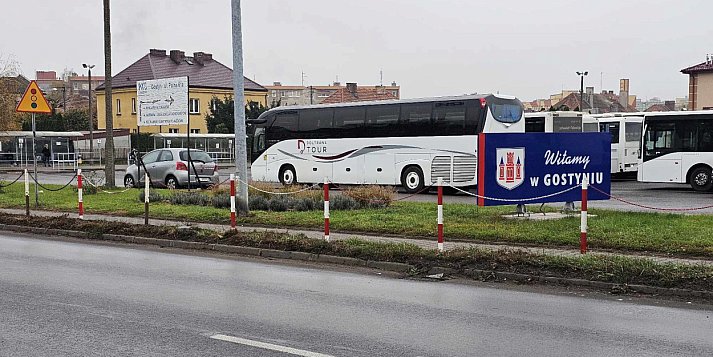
[477,132,611,206]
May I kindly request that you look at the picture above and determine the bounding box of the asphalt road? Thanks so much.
[1,232,712,356]
[3,170,713,213]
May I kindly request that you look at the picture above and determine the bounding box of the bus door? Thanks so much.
[623,121,643,172]
[600,122,621,173]
[640,122,681,182]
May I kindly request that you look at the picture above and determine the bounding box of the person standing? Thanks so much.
[42,144,51,167]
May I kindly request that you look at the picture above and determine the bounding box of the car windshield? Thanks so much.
[179,150,214,163]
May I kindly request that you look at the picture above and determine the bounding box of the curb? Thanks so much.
[1,224,712,300]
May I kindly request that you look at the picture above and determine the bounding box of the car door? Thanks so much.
[154,150,175,184]
[139,150,161,184]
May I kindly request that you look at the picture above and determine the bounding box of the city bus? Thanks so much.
[586,113,644,174]
[524,111,584,133]
[249,94,524,193]
[638,110,713,191]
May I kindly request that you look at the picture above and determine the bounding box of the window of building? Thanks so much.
[116,99,121,115]
[272,91,277,98]
[168,128,179,133]
[190,128,200,134]
[189,98,200,114]
[131,98,137,114]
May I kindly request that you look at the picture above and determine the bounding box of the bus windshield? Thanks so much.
[489,97,523,124]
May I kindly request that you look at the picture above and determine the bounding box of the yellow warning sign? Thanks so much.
[15,81,52,113]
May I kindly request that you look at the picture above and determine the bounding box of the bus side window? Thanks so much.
[600,123,620,144]
[366,104,400,137]
[399,103,432,137]
[465,100,481,134]
[271,111,298,142]
[334,107,365,138]
[433,102,465,136]
[299,108,333,139]
[698,120,713,152]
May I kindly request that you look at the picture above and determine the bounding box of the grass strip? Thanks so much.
[0,212,711,293]
[1,182,713,258]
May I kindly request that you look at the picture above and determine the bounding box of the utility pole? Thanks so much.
[103,0,116,187]
[576,71,588,111]
[232,0,248,214]
[83,64,95,156]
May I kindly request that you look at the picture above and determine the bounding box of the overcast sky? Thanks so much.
[3,0,712,101]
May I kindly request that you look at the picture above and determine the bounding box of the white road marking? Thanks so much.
[209,334,335,357]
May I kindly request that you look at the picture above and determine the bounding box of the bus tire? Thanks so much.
[689,166,713,192]
[401,166,424,194]
[279,165,297,186]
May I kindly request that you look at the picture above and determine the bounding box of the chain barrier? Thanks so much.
[588,185,713,212]
[82,175,134,194]
[29,173,77,192]
[235,177,321,195]
[0,171,25,188]
[445,182,581,202]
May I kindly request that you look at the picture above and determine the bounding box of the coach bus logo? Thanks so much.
[496,148,525,190]
[297,139,327,154]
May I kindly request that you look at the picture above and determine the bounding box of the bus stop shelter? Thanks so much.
[0,131,83,169]
[151,133,235,163]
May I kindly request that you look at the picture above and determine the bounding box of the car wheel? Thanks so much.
[279,165,297,186]
[690,167,713,192]
[166,175,179,189]
[124,175,136,188]
[401,166,424,194]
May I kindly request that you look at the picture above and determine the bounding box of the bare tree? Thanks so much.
[0,54,24,130]
[103,0,116,187]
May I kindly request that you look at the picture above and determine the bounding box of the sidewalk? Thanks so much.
[0,207,711,267]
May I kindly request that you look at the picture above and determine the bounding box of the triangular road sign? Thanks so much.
[15,80,52,113]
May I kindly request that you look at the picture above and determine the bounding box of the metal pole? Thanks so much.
[232,0,249,214]
[580,74,584,111]
[32,113,38,207]
[89,67,94,158]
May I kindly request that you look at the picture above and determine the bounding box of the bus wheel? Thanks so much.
[690,166,713,192]
[401,166,424,194]
[279,165,297,186]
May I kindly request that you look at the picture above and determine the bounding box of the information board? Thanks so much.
[136,76,188,126]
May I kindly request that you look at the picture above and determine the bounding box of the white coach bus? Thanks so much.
[586,113,644,174]
[638,110,713,191]
[249,94,524,193]
[524,111,584,133]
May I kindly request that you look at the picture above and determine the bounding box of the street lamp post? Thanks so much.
[83,63,95,159]
[576,71,588,112]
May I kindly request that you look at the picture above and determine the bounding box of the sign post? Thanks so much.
[15,81,52,207]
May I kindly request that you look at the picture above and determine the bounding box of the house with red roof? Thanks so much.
[96,49,268,134]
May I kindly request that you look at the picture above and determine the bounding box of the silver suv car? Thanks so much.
[124,148,220,188]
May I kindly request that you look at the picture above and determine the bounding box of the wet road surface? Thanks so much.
[1,231,712,356]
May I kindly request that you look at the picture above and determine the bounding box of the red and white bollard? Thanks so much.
[24,169,30,216]
[324,177,330,241]
[230,174,237,229]
[437,177,444,252]
[77,168,84,219]
[580,176,588,254]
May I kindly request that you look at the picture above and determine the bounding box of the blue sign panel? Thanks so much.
[476,132,611,206]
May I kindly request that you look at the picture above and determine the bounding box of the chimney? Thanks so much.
[169,50,185,64]
[333,81,341,87]
[619,79,630,108]
[391,81,397,86]
[346,82,357,95]
[193,52,212,65]
[273,82,282,86]
[150,49,166,57]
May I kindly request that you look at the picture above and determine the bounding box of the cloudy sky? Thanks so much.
[3,0,712,101]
